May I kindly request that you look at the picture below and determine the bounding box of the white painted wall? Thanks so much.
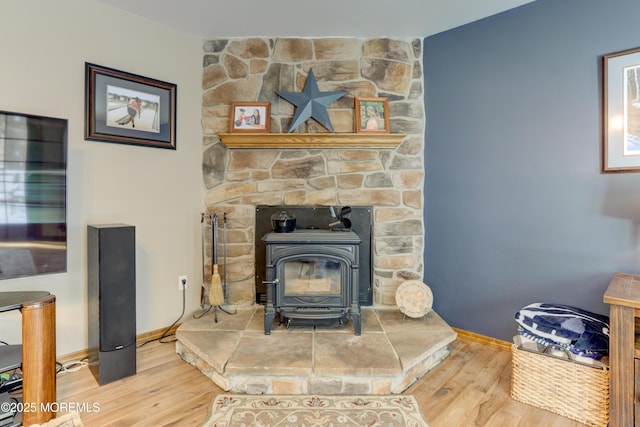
[0,0,204,355]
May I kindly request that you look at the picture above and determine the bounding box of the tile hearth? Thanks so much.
[175,306,457,395]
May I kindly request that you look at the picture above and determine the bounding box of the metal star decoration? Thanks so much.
[277,68,347,133]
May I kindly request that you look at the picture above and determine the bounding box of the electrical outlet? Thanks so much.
[178,275,188,290]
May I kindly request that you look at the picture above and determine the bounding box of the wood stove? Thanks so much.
[255,206,372,306]
[262,229,361,335]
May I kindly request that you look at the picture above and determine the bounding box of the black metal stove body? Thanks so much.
[262,230,361,335]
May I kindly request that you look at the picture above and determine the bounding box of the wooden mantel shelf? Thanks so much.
[218,133,406,149]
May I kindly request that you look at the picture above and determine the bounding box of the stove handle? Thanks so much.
[262,278,279,286]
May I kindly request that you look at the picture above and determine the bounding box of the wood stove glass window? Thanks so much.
[284,257,341,296]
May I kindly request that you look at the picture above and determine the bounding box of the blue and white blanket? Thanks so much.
[515,302,609,359]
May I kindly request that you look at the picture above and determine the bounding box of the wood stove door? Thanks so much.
[279,256,348,308]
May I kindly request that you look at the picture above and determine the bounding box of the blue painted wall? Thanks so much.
[424,0,640,341]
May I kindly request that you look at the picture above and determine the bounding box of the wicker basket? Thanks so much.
[510,342,609,427]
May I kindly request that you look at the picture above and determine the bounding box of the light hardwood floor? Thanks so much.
[54,337,588,426]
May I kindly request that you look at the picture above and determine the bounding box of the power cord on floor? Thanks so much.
[137,282,186,348]
[57,359,88,375]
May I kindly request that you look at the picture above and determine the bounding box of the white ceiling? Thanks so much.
[95,0,535,39]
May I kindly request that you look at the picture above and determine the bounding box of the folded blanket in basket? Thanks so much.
[513,333,608,367]
[515,302,609,358]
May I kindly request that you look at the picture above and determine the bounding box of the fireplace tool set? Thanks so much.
[197,212,236,322]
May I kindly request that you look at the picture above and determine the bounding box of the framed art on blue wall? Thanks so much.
[85,63,177,150]
[603,47,640,172]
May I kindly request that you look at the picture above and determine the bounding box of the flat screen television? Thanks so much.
[0,111,67,280]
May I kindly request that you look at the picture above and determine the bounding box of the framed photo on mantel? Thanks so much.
[229,102,270,133]
[355,97,389,133]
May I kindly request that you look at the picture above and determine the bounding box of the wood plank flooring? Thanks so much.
[54,337,589,426]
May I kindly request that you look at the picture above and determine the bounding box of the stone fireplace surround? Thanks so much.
[177,37,456,396]
[201,37,426,309]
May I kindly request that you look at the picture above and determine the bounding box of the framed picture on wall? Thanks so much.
[229,102,270,133]
[355,97,390,133]
[603,46,640,172]
[85,63,177,150]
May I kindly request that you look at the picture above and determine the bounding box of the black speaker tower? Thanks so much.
[88,224,136,385]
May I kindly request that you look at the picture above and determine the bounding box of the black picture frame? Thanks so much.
[85,63,176,150]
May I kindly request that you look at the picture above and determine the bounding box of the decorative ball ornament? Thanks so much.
[395,280,433,318]
[276,68,346,133]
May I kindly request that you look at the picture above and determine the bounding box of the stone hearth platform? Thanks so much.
[175,306,457,395]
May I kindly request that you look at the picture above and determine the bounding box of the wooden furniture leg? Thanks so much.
[608,304,634,426]
[21,295,56,425]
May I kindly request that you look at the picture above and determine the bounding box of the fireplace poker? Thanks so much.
[218,212,236,316]
[223,213,227,294]
[200,213,206,308]
[209,214,225,322]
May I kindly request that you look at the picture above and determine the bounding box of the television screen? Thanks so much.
[0,111,67,280]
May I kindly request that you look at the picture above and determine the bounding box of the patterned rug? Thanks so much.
[202,394,429,427]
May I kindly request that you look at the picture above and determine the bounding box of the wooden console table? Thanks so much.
[0,291,56,425]
[603,272,640,426]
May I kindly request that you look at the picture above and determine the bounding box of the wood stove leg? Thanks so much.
[263,280,277,335]
[21,295,56,426]
[351,305,361,336]
[264,307,275,335]
[350,261,360,335]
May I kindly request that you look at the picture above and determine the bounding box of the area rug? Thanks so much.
[29,411,84,427]
[202,394,429,427]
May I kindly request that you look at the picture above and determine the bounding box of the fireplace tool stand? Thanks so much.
[211,212,236,322]
[196,212,236,322]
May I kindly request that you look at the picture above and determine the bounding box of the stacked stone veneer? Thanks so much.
[201,37,425,307]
